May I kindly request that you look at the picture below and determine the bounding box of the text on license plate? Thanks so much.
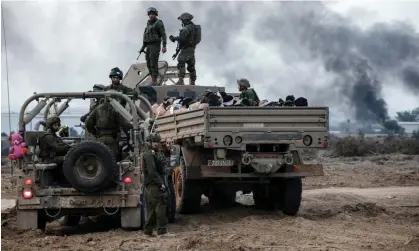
[208,160,234,166]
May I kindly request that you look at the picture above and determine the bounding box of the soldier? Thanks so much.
[80,84,106,123]
[237,78,260,106]
[141,7,167,85]
[38,116,72,165]
[169,12,200,85]
[104,67,138,107]
[85,97,133,159]
[143,133,169,236]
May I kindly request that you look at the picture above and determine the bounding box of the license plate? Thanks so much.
[208,160,234,166]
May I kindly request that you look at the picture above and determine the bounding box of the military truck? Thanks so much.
[123,61,328,215]
[13,91,175,231]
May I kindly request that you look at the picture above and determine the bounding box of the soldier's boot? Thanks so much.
[175,77,185,85]
[144,229,155,237]
[157,227,168,235]
[151,76,158,86]
[189,79,196,85]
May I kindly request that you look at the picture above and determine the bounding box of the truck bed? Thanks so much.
[155,107,329,148]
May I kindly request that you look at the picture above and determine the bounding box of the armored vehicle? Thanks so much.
[13,91,176,231]
[123,61,329,215]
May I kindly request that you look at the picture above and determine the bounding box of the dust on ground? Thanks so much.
[2,152,419,251]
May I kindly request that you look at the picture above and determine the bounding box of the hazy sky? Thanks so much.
[1,1,419,124]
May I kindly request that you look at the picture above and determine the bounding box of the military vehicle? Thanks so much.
[123,61,329,215]
[13,91,177,231]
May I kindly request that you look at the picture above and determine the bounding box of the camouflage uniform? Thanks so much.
[143,134,168,236]
[80,85,106,123]
[104,67,138,107]
[85,99,133,158]
[38,116,71,165]
[237,78,260,106]
[170,13,198,85]
[143,7,167,84]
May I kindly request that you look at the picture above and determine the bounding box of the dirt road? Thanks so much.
[2,154,419,251]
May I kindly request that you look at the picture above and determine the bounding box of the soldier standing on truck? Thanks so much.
[143,133,169,236]
[104,67,138,107]
[84,97,133,159]
[169,12,201,86]
[140,7,167,86]
[237,78,260,106]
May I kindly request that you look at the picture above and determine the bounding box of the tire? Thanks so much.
[167,175,176,223]
[63,140,117,193]
[17,210,46,231]
[209,186,237,209]
[281,178,302,216]
[173,166,202,214]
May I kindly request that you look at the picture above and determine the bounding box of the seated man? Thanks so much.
[38,116,72,165]
[237,78,260,106]
[284,95,295,107]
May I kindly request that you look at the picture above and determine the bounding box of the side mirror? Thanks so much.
[170,144,181,167]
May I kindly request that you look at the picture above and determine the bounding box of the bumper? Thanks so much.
[199,164,324,178]
[17,194,141,210]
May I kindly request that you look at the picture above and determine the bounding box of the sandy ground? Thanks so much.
[1,152,419,251]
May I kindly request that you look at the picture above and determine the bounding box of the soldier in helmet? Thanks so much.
[104,67,138,107]
[169,12,200,85]
[80,84,106,123]
[143,133,169,236]
[237,78,260,106]
[142,7,167,85]
[85,97,133,159]
[38,116,72,165]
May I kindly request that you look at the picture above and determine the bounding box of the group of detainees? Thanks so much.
[151,89,309,117]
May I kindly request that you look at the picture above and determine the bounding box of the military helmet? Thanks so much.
[237,78,250,88]
[46,116,61,128]
[109,67,123,79]
[147,7,158,16]
[178,12,193,21]
[147,133,161,142]
[92,84,105,92]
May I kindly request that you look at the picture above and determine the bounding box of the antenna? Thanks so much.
[2,6,12,134]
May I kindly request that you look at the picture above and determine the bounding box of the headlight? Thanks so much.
[223,135,233,146]
[235,136,243,143]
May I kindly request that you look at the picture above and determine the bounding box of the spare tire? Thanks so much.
[63,140,117,193]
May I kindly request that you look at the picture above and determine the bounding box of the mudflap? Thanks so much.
[17,210,46,231]
[120,207,142,230]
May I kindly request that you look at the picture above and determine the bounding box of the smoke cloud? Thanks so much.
[1,1,419,132]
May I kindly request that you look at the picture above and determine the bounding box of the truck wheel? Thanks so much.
[121,208,142,230]
[281,178,302,216]
[17,210,46,231]
[173,166,201,214]
[167,175,176,223]
[63,141,117,193]
[209,186,236,209]
[59,215,81,227]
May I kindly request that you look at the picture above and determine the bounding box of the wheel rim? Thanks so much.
[173,166,183,210]
[74,153,104,180]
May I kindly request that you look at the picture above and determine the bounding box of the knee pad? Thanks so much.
[187,65,195,73]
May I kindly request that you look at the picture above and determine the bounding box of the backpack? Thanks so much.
[193,24,201,45]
